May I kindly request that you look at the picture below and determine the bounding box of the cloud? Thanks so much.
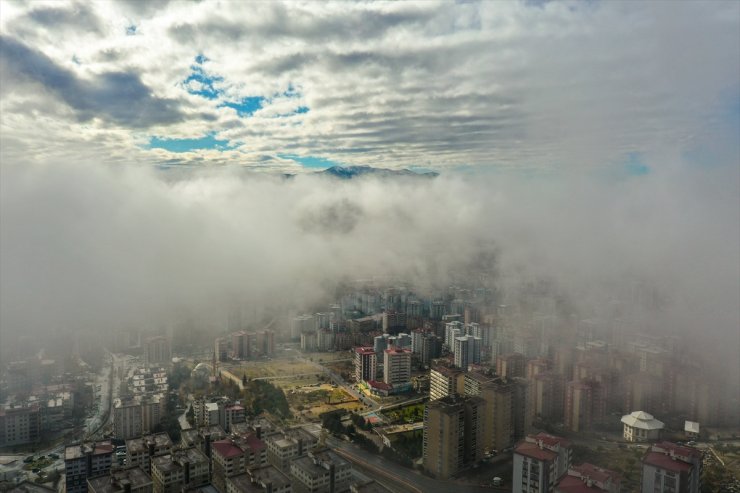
[0,1,736,170]
[0,36,185,127]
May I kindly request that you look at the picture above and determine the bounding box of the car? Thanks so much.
[24,456,34,463]
[32,468,40,474]
[49,453,59,459]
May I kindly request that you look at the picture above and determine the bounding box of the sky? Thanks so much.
[0,0,737,171]
[0,1,738,384]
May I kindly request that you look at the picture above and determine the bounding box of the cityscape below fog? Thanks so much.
[1,279,739,492]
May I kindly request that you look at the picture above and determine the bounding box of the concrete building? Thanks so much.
[444,321,464,349]
[65,441,115,493]
[464,370,513,454]
[555,463,621,493]
[113,395,163,440]
[226,466,292,493]
[565,380,605,432]
[215,338,230,362]
[513,433,572,493]
[125,433,174,474]
[641,442,701,493]
[289,448,352,493]
[292,315,315,340]
[353,347,377,383]
[0,404,41,446]
[422,395,485,479]
[453,335,481,371]
[497,353,526,379]
[87,468,153,493]
[621,411,664,442]
[429,363,465,401]
[265,428,319,472]
[383,348,411,386]
[144,336,171,367]
[531,372,566,422]
[150,448,209,493]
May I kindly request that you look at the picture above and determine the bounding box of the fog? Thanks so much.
[1,156,738,391]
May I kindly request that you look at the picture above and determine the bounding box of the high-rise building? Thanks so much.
[565,380,605,432]
[144,336,171,367]
[420,334,442,368]
[429,362,465,401]
[513,433,572,493]
[423,395,485,479]
[215,337,230,362]
[641,442,701,493]
[496,353,526,379]
[453,335,481,371]
[531,372,566,422]
[464,370,513,453]
[353,347,377,383]
[445,321,464,349]
[65,442,114,493]
[383,348,412,386]
[291,315,315,340]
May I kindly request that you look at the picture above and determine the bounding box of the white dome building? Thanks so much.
[621,410,664,442]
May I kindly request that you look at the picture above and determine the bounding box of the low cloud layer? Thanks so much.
[2,161,737,380]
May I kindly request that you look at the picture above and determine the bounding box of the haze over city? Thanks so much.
[0,1,738,493]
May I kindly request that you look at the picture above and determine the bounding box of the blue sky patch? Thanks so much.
[125,25,137,36]
[148,132,235,153]
[278,153,341,169]
[220,96,265,116]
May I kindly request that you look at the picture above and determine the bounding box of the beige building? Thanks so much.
[289,449,352,493]
[464,370,513,453]
[422,395,485,479]
[383,348,411,386]
[429,363,465,401]
[125,433,173,474]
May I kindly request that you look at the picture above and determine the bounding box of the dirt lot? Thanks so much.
[285,383,364,419]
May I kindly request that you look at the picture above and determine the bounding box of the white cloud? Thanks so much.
[0,0,737,170]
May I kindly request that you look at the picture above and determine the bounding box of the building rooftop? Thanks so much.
[65,441,114,460]
[514,441,558,461]
[248,465,292,489]
[354,347,376,355]
[555,463,620,493]
[87,468,152,493]
[291,456,328,479]
[621,411,664,430]
[226,474,263,493]
[125,433,173,454]
[151,455,180,474]
[212,440,244,459]
[643,452,692,473]
[684,421,700,434]
[7,482,56,493]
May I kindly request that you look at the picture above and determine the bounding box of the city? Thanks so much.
[1,280,739,492]
[1,1,739,493]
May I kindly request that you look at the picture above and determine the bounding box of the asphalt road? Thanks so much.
[326,437,508,493]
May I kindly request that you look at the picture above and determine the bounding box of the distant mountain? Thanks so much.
[317,165,439,179]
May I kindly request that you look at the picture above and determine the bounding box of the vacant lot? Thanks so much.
[286,384,363,419]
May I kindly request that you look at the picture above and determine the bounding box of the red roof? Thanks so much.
[653,441,701,459]
[643,452,692,473]
[367,380,393,390]
[514,441,557,461]
[212,440,243,459]
[556,476,607,493]
[532,432,572,448]
[570,463,619,485]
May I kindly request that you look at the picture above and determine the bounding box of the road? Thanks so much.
[326,437,507,493]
